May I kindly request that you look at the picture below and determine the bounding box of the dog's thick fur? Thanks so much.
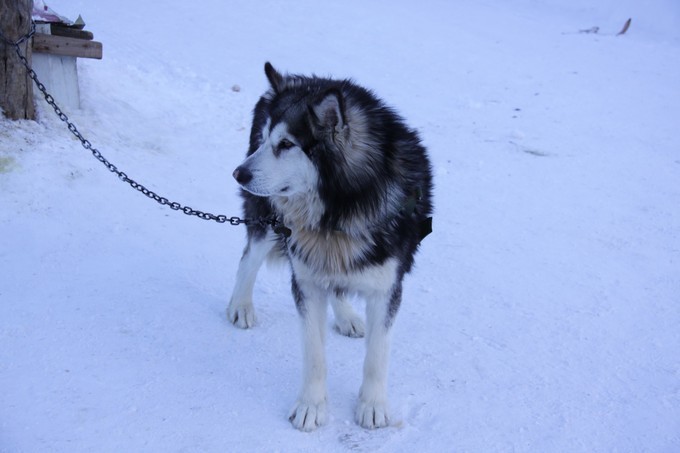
[228,63,432,431]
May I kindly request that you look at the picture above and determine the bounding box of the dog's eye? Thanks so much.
[278,139,295,150]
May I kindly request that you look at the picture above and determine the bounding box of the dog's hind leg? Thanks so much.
[355,281,402,429]
[289,277,329,431]
[227,233,276,328]
[330,294,365,338]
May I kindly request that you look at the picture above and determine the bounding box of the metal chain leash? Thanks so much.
[1,23,290,235]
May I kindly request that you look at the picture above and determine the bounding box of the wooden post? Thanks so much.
[0,0,35,120]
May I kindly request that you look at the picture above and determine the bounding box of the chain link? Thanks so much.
[1,23,290,235]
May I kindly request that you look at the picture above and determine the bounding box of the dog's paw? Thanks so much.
[227,300,256,329]
[331,298,365,338]
[289,399,328,432]
[334,313,365,338]
[355,400,390,429]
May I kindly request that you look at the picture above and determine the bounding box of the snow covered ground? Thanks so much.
[2,1,679,451]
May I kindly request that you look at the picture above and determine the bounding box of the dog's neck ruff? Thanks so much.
[271,187,432,243]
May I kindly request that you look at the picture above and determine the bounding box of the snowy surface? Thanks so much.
[2,1,679,451]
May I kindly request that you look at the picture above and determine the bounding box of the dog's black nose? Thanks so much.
[233,166,253,185]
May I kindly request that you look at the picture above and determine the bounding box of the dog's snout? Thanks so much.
[233,166,253,185]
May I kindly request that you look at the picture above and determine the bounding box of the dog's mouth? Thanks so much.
[236,182,289,198]
[238,184,270,197]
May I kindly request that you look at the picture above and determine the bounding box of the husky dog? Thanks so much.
[228,63,433,431]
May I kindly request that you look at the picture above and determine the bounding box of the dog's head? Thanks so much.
[233,63,369,198]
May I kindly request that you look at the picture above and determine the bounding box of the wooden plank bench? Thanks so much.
[33,33,102,60]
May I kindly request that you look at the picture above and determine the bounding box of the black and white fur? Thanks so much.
[228,63,433,431]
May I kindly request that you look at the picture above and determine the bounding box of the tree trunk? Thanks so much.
[0,0,35,120]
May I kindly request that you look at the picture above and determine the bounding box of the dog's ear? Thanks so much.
[308,89,346,135]
[264,62,284,93]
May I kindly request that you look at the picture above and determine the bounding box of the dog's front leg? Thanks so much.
[227,233,276,328]
[288,276,328,431]
[355,282,401,429]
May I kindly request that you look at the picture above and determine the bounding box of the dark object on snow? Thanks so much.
[617,18,632,36]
